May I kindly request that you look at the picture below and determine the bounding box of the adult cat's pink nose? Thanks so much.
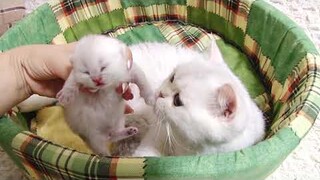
[91,77,103,86]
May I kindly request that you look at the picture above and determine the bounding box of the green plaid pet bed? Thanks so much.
[0,0,319,179]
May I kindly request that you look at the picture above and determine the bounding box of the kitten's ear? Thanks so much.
[214,84,237,120]
[208,40,224,63]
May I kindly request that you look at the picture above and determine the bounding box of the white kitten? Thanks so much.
[57,35,154,156]
[123,41,265,156]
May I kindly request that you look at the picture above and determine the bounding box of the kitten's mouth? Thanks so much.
[79,85,100,93]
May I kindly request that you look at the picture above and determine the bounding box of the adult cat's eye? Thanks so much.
[170,74,175,83]
[173,93,183,106]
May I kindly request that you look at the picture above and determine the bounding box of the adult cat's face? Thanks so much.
[71,35,130,92]
[154,47,243,146]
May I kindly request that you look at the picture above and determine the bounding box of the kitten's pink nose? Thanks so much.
[91,77,104,86]
[158,92,164,98]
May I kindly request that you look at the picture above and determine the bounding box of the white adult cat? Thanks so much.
[57,35,154,156]
[122,41,265,156]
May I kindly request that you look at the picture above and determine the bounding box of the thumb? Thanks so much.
[45,43,75,80]
[26,78,65,97]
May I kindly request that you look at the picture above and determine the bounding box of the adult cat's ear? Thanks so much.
[213,84,237,120]
[208,40,224,63]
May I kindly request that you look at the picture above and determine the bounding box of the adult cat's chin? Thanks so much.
[154,101,167,118]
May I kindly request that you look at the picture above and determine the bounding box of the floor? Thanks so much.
[0,0,320,179]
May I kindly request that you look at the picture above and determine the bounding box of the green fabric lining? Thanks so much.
[116,24,166,45]
[272,27,319,83]
[14,113,29,131]
[144,128,300,180]
[187,7,245,49]
[0,4,60,51]
[216,39,265,99]
[121,0,187,8]
[272,101,283,123]
[301,89,320,121]
[64,9,126,42]
[0,0,317,179]
[272,71,320,131]
[247,0,318,84]
[0,117,24,170]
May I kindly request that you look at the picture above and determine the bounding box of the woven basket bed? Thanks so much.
[0,0,319,179]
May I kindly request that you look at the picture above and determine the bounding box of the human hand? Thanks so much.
[0,42,134,115]
[0,43,75,115]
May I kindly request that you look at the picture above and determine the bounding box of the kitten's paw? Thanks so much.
[56,89,74,105]
[127,127,138,136]
[109,126,139,142]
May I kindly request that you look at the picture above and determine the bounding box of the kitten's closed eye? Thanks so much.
[100,66,106,72]
[83,71,90,75]
[173,93,183,106]
[170,74,175,83]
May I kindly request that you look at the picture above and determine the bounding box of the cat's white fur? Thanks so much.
[57,35,154,156]
[124,41,265,156]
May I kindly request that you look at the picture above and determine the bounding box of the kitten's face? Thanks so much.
[71,36,130,92]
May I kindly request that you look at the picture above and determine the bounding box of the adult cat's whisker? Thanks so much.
[166,122,175,154]
[162,130,170,154]
[170,128,192,152]
[155,117,164,139]
[164,123,191,153]
[147,108,163,127]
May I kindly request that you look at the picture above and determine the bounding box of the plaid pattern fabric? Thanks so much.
[0,0,319,179]
[49,0,122,31]
[244,1,320,138]
[12,131,145,179]
[105,21,214,52]
[187,0,253,32]
[155,21,213,51]
[48,0,254,45]
[106,26,134,38]
[245,36,320,138]
[124,4,187,24]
